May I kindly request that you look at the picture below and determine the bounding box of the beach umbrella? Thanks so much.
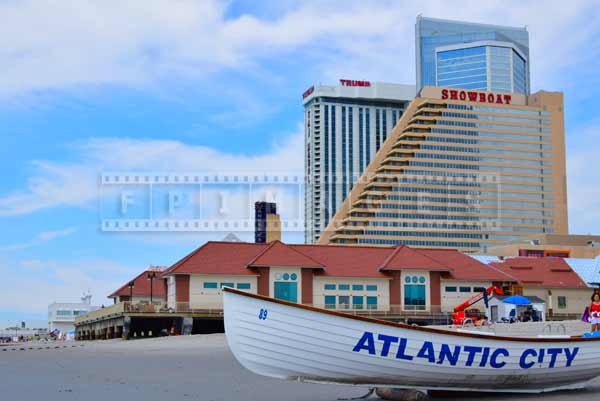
[503,295,531,305]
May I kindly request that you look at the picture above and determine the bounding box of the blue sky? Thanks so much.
[1,0,599,322]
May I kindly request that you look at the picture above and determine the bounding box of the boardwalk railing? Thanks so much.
[75,301,455,323]
[74,303,125,324]
[78,301,580,326]
[121,302,224,316]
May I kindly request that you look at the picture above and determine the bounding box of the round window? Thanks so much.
[404,277,411,283]
[419,276,425,284]
[411,276,418,283]
[283,273,290,280]
[290,273,297,281]
[275,273,282,280]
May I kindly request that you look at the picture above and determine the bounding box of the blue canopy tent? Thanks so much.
[502,295,531,305]
[486,295,546,322]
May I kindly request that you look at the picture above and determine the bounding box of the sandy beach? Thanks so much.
[1,334,600,401]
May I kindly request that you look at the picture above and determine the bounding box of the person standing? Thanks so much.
[591,292,600,332]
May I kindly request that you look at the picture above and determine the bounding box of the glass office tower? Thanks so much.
[416,16,530,94]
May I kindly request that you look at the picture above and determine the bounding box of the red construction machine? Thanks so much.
[452,286,503,326]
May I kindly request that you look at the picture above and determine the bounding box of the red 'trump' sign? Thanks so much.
[340,79,371,87]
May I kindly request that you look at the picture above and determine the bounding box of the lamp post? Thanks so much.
[147,272,157,304]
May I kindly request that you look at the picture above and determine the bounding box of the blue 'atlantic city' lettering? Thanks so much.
[352,331,579,370]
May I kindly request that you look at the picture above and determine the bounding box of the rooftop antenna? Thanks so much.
[81,291,92,305]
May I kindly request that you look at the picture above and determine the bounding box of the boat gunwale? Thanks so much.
[223,287,598,343]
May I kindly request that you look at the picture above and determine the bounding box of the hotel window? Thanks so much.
[459,287,471,293]
[352,284,364,291]
[382,110,387,141]
[236,283,251,290]
[324,284,336,291]
[342,106,347,196]
[324,295,336,309]
[339,284,350,291]
[56,310,72,316]
[366,285,377,291]
[445,286,457,292]
[365,108,371,165]
[220,283,234,289]
[339,296,350,309]
[375,109,381,149]
[558,296,567,309]
[353,296,364,309]
[203,282,218,289]
[359,108,364,170]
[349,107,353,184]
[403,275,426,311]
[367,296,378,310]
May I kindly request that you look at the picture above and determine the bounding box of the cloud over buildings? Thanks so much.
[0,0,596,97]
[0,129,304,217]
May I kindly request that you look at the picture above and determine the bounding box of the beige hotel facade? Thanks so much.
[318,86,567,253]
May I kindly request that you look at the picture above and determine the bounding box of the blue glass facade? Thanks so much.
[416,16,529,94]
[436,46,487,90]
[436,44,527,93]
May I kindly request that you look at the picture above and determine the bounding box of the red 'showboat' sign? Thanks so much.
[441,88,512,105]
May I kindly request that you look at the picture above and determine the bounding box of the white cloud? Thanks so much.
[0,226,77,251]
[0,1,596,98]
[37,227,77,242]
[0,0,597,226]
[0,128,303,217]
[0,257,138,313]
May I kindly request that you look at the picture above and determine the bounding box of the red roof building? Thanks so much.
[105,243,596,323]
[489,257,588,288]
[156,241,514,313]
[485,257,593,315]
[109,266,167,303]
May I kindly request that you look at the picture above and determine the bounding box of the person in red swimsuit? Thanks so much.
[590,292,600,332]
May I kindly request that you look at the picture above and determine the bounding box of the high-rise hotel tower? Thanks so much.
[416,16,530,94]
[318,86,567,253]
[303,80,415,243]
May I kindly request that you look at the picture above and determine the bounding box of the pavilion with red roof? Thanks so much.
[77,241,597,341]
[159,240,512,313]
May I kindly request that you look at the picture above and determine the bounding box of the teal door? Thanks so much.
[274,282,298,302]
